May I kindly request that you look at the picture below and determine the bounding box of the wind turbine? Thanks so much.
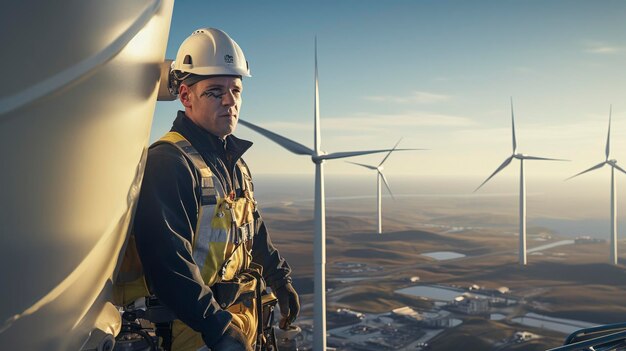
[567,105,625,265]
[238,39,402,351]
[347,138,422,234]
[475,98,567,265]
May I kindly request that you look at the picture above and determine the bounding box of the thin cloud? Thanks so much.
[324,112,474,130]
[450,112,626,151]
[584,41,623,54]
[364,91,451,104]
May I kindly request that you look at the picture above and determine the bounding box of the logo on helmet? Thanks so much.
[224,55,234,64]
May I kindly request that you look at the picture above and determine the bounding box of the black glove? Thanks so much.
[275,282,300,329]
[208,323,252,351]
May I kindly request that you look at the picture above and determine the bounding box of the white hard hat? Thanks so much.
[172,28,251,78]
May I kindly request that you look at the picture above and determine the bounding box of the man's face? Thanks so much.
[181,76,243,138]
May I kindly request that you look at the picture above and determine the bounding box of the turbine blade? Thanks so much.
[391,148,428,151]
[346,161,378,170]
[614,163,626,176]
[379,171,395,200]
[521,155,570,161]
[322,149,398,160]
[323,147,425,160]
[606,104,612,161]
[474,155,514,192]
[566,161,607,180]
[314,37,321,155]
[238,119,314,156]
[511,97,517,154]
[378,137,403,167]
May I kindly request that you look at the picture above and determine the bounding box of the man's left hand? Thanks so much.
[274,283,300,329]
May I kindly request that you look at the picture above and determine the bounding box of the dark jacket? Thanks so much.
[133,111,292,345]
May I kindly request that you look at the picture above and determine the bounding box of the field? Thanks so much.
[259,190,626,350]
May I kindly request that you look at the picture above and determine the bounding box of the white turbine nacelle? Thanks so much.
[311,152,327,163]
[0,1,174,349]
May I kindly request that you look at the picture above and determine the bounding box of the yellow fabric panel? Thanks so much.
[228,299,258,346]
[171,320,205,351]
[170,281,259,351]
[201,241,249,286]
[169,301,258,351]
[212,197,254,231]
[116,235,143,282]
[112,277,150,307]
[211,198,233,230]
[220,244,246,282]
[232,198,254,227]
[159,131,186,144]
[201,197,255,287]
[113,235,150,306]
[201,241,226,287]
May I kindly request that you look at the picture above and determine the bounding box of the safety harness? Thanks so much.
[114,132,277,351]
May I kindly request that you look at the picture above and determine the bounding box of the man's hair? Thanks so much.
[181,74,210,87]
[178,73,243,88]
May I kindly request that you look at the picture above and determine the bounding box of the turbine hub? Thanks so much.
[311,155,324,164]
[609,159,618,165]
[312,151,327,164]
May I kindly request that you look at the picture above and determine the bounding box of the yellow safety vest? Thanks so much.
[114,131,261,350]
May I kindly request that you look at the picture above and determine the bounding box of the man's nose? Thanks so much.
[221,91,236,106]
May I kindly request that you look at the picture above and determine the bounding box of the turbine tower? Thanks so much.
[475,98,567,265]
[239,39,401,351]
[567,105,625,265]
[347,138,422,234]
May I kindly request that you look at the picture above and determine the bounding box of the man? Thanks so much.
[121,28,299,351]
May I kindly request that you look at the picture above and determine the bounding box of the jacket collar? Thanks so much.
[171,110,253,163]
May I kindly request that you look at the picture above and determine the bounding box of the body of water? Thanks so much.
[528,240,575,253]
[395,285,466,302]
[331,277,369,283]
[511,313,597,335]
[421,251,467,260]
[490,313,506,321]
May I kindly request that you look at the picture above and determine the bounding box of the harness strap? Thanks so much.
[146,131,268,348]
[158,132,254,283]
[156,131,218,206]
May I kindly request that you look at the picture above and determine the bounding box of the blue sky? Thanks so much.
[152,0,626,194]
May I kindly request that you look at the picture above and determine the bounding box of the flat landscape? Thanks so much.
[257,184,626,350]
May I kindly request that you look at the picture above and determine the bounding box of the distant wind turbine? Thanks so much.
[475,98,568,265]
[238,39,402,351]
[567,105,625,265]
[347,138,424,234]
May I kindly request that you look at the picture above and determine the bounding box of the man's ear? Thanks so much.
[179,84,193,108]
